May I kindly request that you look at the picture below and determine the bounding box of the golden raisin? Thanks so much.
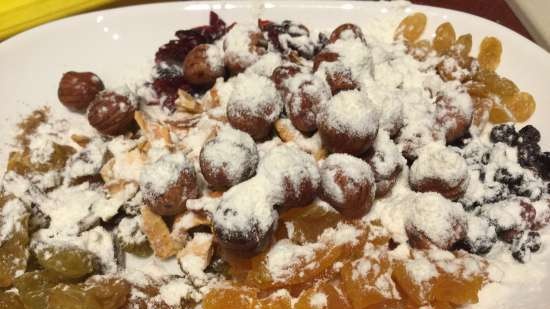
[453,34,472,58]
[493,77,519,98]
[466,81,490,98]
[478,37,502,71]
[489,101,515,124]
[395,13,427,43]
[433,22,456,55]
[409,39,432,61]
[0,291,24,309]
[503,91,536,122]
[0,214,29,288]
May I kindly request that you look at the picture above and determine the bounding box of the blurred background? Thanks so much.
[1,0,548,50]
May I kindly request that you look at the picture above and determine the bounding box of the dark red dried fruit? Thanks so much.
[258,19,325,59]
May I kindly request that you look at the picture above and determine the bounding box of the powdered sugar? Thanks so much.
[0,198,27,244]
[410,142,469,188]
[227,72,282,120]
[320,153,374,203]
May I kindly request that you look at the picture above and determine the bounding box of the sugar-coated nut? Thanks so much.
[183,44,225,87]
[58,71,104,111]
[313,51,357,95]
[319,153,375,219]
[87,91,137,136]
[226,74,282,141]
[409,144,469,201]
[199,128,259,190]
[435,96,472,143]
[271,64,302,91]
[143,167,199,216]
[317,90,379,156]
[329,23,365,43]
[224,30,268,75]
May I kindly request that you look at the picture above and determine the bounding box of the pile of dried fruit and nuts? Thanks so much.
[1,10,549,309]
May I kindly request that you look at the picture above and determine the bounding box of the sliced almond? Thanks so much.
[177,233,214,271]
[141,205,180,259]
[134,111,148,132]
[171,211,211,245]
[71,134,91,147]
[275,119,296,142]
[176,89,203,114]
[275,118,327,161]
[100,158,115,182]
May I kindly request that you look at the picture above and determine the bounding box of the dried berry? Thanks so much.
[58,71,104,111]
[518,125,541,145]
[259,19,322,59]
[478,37,502,71]
[517,143,540,168]
[511,230,541,263]
[464,216,497,255]
[490,124,518,146]
[432,22,456,55]
[394,12,427,43]
[535,152,550,180]
[87,91,137,136]
[503,92,536,123]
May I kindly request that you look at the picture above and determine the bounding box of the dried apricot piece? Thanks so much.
[433,22,456,55]
[478,37,502,71]
[431,273,483,306]
[395,13,427,43]
[391,259,438,306]
[279,203,343,244]
[341,256,398,309]
[295,281,352,309]
[453,34,472,58]
[257,291,292,309]
[503,92,536,122]
[203,286,258,309]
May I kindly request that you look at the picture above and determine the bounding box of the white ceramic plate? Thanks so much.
[0,1,549,308]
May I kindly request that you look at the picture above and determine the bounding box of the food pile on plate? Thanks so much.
[0,9,548,309]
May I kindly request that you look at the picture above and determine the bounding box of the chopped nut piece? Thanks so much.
[177,233,214,271]
[140,205,180,259]
[177,89,203,113]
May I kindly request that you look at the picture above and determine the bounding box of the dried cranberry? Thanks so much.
[511,230,541,263]
[518,125,541,145]
[535,152,550,180]
[258,19,324,59]
[517,143,541,168]
[490,124,518,146]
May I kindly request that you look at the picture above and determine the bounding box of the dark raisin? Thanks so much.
[490,124,518,146]
[519,201,537,230]
[535,152,550,181]
[483,182,509,203]
[481,152,490,165]
[518,125,541,145]
[464,217,497,255]
[511,230,541,263]
[494,168,523,191]
[517,143,541,168]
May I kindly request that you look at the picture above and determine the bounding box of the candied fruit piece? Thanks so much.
[364,300,414,309]
[85,277,131,309]
[0,291,24,309]
[279,203,343,244]
[392,259,438,306]
[504,92,536,123]
[432,22,456,55]
[478,37,502,71]
[341,257,399,309]
[14,270,63,309]
[257,292,292,309]
[430,272,483,305]
[0,214,29,287]
[203,286,258,309]
[453,34,472,58]
[394,13,427,43]
[35,246,97,279]
[295,282,352,309]
[246,242,344,289]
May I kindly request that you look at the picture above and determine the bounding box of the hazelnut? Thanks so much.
[313,51,357,95]
[434,95,472,143]
[329,23,365,43]
[141,153,199,216]
[58,71,104,111]
[87,91,137,136]
[183,44,225,87]
[319,153,376,219]
[200,127,259,190]
[271,64,302,91]
[224,28,268,75]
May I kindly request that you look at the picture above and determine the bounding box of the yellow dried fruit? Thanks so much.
[478,37,502,71]
[494,77,519,98]
[0,291,24,309]
[454,34,472,58]
[504,92,536,122]
[14,270,63,309]
[0,213,29,288]
[433,22,456,55]
[409,39,432,61]
[395,12,427,43]
[35,246,97,280]
[489,99,515,124]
